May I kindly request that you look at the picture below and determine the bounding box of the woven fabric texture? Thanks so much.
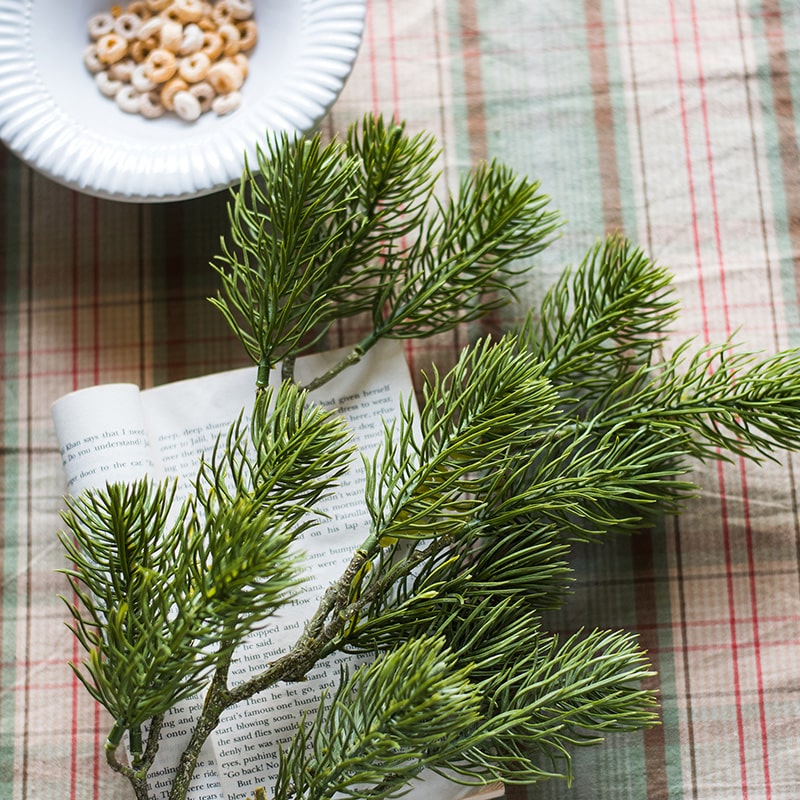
[2,2,799,798]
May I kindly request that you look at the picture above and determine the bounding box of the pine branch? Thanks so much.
[210,116,442,380]
[274,637,482,800]
[197,382,355,520]
[58,116,800,800]
[59,480,214,730]
[629,339,800,462]
[211,116,561,390]
[523,235,678,402]
[364,336,561,543]
[210,131,360,375]
[514,235,800,536]
[58,381,355,767]
[373,160,560,339]
[457,628,658,784]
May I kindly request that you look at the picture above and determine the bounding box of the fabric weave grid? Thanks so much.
[2,1,799,799]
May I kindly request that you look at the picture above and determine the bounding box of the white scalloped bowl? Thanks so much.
[0,0,366,201]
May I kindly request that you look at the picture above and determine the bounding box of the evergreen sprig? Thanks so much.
[56,115,800,800]
[211,115,560,388]
[197,381,354,521]
[461,628,658,784]
[58,380,353,763]
[274,637,482,800]
[524,235,678,400]
[363,336,560,544]
[59,480,208,738]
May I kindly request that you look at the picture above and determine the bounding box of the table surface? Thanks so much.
[2,1,800,799]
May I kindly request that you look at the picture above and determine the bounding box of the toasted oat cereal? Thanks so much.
[85,0,255,121]
[173,90,202,121]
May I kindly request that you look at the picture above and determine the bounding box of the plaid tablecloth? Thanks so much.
[2,1,800,798]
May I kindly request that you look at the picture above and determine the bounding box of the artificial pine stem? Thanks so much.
[56,114,800,800]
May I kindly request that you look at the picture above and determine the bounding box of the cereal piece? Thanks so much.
[189,80,215,112]
[217,23,240,56]
[88,12,115,39]
[179,22,204,55]
[137,15,164,40]
[236,19,256,52]
[83,44,105,74]
[110,4,124,17]
[95,70,123,97]
[131,62,157,92]
[173,89,202,121]
[231,51,248,78]
[206,59,244,94]
[201,31,223,60]
[109,58,136,81]
[115,85,142,113]
[96,33,128,64]
[144,48,178,82]
[211,90,241,116]
[139,90,165,118]
[127,2,151,18]
[227,0,253,21]
[114,12,142,40]
[146,0,171,10]
[159,18,183,52]
[162,4,181,24]
[131,36,158,62]
[211,0,233,26]
[179,51,211,83]
[168,0,205,24]
[159,76,189,110]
